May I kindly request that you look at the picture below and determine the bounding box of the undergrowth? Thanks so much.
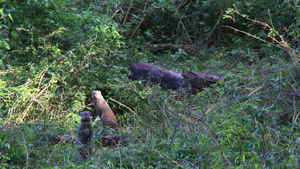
[1,0,300,168]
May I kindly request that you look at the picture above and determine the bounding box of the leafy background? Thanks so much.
[0,0,300,168]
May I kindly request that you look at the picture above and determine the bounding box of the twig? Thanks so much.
[111,5,124,19]
[222,25,285,50]
[225,4,300,63]
[108,98,138,117]
[130,0,148,39]
[22,134,29,169]
[130,20,144,39]
[122,1,133,26]
[178,20,193,44]
[18,102,33,123]
[147,149,184,168]
[248,86,262,96]
[174,0,189,12]
[205,9,224,42]
[205,105,214,114]
[148,43,199,51]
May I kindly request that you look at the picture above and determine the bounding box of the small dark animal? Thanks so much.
[77,111,93,158]
[92,90,119,129]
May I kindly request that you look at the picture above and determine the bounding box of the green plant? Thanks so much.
[223,3,300,62]
[1,0,300,168]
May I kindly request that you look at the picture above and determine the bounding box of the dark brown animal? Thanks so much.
[92,90,119,129]
[77,111,93,158]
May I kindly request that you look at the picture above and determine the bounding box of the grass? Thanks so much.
[1,54,299,168]
[1,0,300,168]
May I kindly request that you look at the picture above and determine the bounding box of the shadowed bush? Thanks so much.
[0,0,300,168]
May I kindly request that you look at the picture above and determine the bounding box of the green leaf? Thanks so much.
[0,39,10,50]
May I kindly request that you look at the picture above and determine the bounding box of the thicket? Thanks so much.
[0,0,300,168]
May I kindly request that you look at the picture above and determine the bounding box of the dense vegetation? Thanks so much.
[1,0,300,168]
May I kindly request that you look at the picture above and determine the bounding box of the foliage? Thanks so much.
[223,4,300,65]
[0,0,300,168]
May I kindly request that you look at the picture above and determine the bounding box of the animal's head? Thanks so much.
[80,111,91,122]
[91,90,102,99]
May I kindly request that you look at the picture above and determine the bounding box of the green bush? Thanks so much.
[0,0,300,168]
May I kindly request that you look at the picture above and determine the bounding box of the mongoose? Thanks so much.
[91,90,119,129]
[77,111,93,158]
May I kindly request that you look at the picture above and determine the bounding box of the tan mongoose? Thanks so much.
[92,90,119,129]
[77,111,93,158]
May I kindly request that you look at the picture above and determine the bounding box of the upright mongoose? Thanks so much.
[77,111,93,158]
[91,90,119,129]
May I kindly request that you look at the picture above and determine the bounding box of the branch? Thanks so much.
[222,25,285,51]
